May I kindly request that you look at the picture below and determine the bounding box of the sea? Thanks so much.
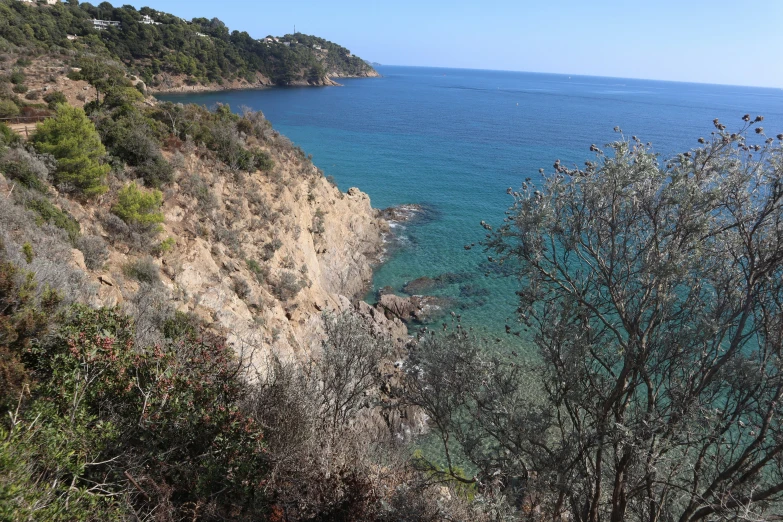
[158,66,783,342]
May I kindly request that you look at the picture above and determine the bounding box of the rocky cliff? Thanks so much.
[1,123,404,366]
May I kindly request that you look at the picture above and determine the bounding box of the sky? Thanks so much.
[125,0,783,88]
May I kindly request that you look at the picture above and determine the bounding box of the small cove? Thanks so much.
[158,66,783,346]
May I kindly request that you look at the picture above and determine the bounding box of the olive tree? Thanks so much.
[406,117,783,521]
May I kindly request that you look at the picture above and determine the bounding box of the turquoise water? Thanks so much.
[159,67,783,339]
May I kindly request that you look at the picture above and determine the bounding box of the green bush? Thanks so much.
[0,99,20,118]
[135,155,173,188]
[9,71,24,85]
[25,197,81,243]
[0,256,62,412]
[97,111,173,187]
[31,104,110,197]
[43,91,67,110]
[0,122,20,146]
[253,148,275,171]
[152,236,175,256]
[4,306,269,519]
[12,84,28,94]
[111,182,164,230]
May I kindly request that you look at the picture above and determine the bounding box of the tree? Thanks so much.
[111,182,164,231]
[407,118,783,521]
[31,104,109,197]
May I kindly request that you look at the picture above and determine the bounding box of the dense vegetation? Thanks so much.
[0,0,375,87]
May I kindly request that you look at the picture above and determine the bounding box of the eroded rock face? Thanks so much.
[54,140,395,363]
[355,300,408,344]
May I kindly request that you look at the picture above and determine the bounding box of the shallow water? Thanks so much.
[159,66,783,346]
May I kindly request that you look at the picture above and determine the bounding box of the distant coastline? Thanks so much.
[149,71,380,95]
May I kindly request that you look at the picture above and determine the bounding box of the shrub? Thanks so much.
[31,104,109,197]
[254,148,275,171]
[246,258,269,284]
[24,197,81,244]
[42,91,67,110]
[260,238,283,261]
[272,270,307,301]
[162,310,201,341]
[75,235,109,270]
[0,122,20,146]
[0,99,20,118]
[22,242,33,264]
[111,182,164,231]
[12,84,28,94]
[0,147,52,192]
[9,71,25,85]
[180,174,216,212]
[0,253,63,412]
[24,90,39,100]
[100,211,130,238]
[233,276,251,298]
[152,236,175,256]
[11,306,269,519]
[122,256,160,284]
[135,156,173,188]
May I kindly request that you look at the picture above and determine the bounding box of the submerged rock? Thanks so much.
[402,276,438,295]
[376,285,396,299]
[402,272,473,295]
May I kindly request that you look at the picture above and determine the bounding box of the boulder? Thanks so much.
[378,294,417,322]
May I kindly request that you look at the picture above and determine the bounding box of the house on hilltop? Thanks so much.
[91,19,121,30]
[141,14,161,25]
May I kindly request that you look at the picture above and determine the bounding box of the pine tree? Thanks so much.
[31,105,110,197]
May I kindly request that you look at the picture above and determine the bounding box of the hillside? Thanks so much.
[0,0,378,90]
[0,42,452,518]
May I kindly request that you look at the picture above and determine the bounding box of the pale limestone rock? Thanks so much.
[71,248,87,271]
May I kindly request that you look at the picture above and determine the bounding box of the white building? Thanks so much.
[91,19,121,30]
[140,14,160,25]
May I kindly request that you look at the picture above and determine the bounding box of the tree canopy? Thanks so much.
[407,118,783,521]
[31,104,109,197]
[0,0,376,86]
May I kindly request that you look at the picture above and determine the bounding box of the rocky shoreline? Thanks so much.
[149,72,378,95]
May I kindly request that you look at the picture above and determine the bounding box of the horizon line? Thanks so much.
[372,64,782,91]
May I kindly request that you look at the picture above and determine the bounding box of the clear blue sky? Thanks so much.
[125,0,783,88]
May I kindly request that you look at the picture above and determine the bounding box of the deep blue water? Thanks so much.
[159,66,783,339]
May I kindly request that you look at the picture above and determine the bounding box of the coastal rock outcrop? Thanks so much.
[378,293,453,324]
[54,132,396,363]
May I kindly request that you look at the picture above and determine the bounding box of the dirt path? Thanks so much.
[7,123,37,140]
